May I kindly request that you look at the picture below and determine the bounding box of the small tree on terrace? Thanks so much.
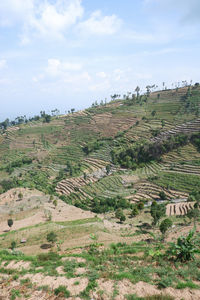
[7,219,13,230]
[115,208,126,223]
[159,218,173,238]
[43,114,51,123]
[150,201,166,226]
[159,191,167,200]
[47,231,57,247]
[187,206,200,226]
[106,164,111,175]
[131,206,139,217]
[18,192,23,200]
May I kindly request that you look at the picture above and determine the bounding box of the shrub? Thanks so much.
[167,229,198,262]
[47,231,57,245]
[7,219,13,228]
[18,192,23,199]
[159,218,173,235]
[115,208,126,223]
[157,277,173,289]
[187,208,200,225]
[150,202,166,226]
[131,206,139,217]
[10,289,21,300]
[54,285,70,298]
[159,191,167,200]
[137,202,144,210]
[10,241,16,250]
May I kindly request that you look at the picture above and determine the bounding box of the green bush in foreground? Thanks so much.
[167,229,198,262]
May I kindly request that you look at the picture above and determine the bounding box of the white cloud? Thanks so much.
[0,59,7,69]
[29,0,84,39]
[46,59,82,77]
[78,10,122,35]
[0,0,122,41]
[0,0,84,41]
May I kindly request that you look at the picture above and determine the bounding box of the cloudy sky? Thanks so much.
[0,0,200,120]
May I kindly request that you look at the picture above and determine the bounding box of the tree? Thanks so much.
[0,118,9,130]
[53,199,58,208]
[106,164,111,175]
[162,82,165,90]
[187,208,200,225]
[150,201,166,226]
[131,206,139,217]
[115,208,126,223]
[137,201,144,210]
[120,214,126,223]
[47,231,57,246]
[7,219,13,229]
[18,192,23,200]
[159,218,172,236]
[159,191,167,200]
[161,120,165,128]
[135,86,140,99]
[43,114,51,123]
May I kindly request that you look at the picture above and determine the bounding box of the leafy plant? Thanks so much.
[167,229,198,262]
[10,241,16,250]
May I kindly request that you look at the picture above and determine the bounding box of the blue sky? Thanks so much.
[0,0,200,121]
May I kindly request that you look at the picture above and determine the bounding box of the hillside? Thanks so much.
[0,85,200,299]
[1,85,200,206]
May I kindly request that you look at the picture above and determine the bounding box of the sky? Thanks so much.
[0,0,200,121]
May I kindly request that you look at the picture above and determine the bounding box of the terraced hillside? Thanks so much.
[0,85,200,210]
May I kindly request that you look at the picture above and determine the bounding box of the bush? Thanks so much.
[167,229,198,262]
[115,208,126,223]
[159,191,167,200]
[150,202,166,226]
[47,231,57,245]
[7,219,13,228]
[131,206,139,217]
[157,277,173,289]
[10,241,16,250]
[159,218,172,235]
[137,202,144,210]
[54,285,70,298]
